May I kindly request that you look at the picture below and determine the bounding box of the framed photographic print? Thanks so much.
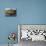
[5,8,16,17]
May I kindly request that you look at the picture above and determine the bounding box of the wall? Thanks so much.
[0,0,46,44]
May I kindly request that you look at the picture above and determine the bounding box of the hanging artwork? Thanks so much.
[5,8,16,16]
[18,24,46,41]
